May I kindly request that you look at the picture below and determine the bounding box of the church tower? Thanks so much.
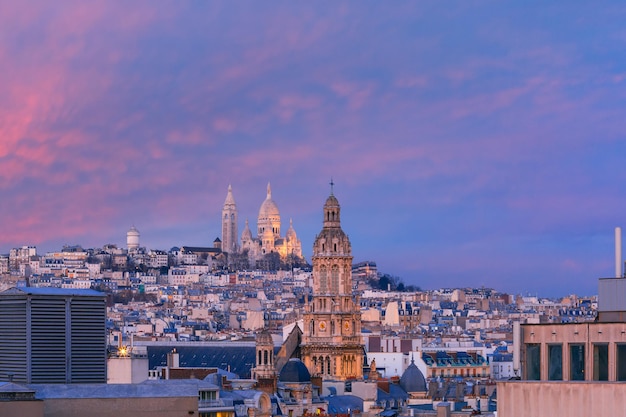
[301,184,364,380]
[221,184,238,254]
[252,330,277,394]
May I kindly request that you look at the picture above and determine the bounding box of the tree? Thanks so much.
[262,252,281,271]
[229,249,250,271]
[378,274,394,291]
[281,253,310,270]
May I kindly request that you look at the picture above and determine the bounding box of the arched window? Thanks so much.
[331,265,339,294]
[320,266,328,293]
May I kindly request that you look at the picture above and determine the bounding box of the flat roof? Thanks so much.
[0,287,106,297]
[29,380,199,399]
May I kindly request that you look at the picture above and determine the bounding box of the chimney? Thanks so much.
[616,227,622,278]
[167,348,180,368]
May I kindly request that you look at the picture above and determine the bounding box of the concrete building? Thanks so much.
[0,382,43,417]
[0,287,107,384]
[498,266,626,416]
[107,344,149,384]
[9,245,37,272]
[0,380,199,417]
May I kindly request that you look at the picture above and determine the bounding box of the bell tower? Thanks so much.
[221,184,238,254]
[301,182,363,380]
[252,330,277,394]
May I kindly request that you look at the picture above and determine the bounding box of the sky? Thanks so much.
[1,2,625,297]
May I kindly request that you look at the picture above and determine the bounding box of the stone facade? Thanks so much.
[252,330,277,394]
[301,188,364,380]
[221,184,239,255]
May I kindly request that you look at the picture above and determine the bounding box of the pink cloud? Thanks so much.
[213,118,236,133]
[395,75,429,89]
[331,81,375,110]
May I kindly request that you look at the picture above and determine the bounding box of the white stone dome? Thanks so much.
[286,219,297,241]
[241,219,253,240]
[258,183,280,220]
[257,182,281,238]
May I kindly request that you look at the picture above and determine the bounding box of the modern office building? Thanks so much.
[0,287,106,384]
[498,278,626,416]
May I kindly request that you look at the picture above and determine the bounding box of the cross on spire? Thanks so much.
[329,178,335,195]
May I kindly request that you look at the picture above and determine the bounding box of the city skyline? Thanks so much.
[2,2,626,297]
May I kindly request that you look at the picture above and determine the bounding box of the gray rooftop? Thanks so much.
[0,287,105,297]
[29,380,199,399]
[0,381,36,393]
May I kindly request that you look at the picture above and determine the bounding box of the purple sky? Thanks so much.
[1,2,625,297]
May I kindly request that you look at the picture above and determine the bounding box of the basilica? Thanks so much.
[224,183,365,381]
[221,183,303,265]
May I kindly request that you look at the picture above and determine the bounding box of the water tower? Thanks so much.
[127,226,140,250]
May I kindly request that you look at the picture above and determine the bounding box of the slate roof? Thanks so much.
[399,361,427,393]
[147,345,256,378]
[326,395,363,414]
[278,359,310,383]
[377,383,408,402]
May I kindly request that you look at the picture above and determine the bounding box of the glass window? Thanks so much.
[593,344,609,381]
[548,344,563,381]
[569,344,585,381]
[617,344,626,381]
[526,344,541,380]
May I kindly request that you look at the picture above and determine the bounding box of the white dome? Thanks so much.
[242,219,253,240]
[258,183,280,219]
[257,182,281,238]
[286,219,297,240]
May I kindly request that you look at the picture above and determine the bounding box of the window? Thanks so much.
[526,344,541,380]
[617,344,626,381]
[331,265,339,293]
[593,344,609,381]
[569,344,585,381]
[548,344,563,381]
